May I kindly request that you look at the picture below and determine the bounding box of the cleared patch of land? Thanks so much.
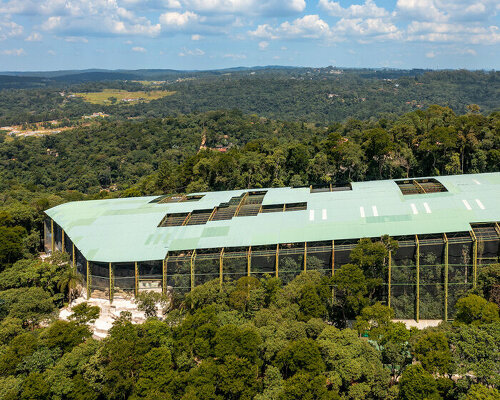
[72,88,176,105]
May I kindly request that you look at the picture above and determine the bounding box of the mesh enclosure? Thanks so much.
[43,219,52,253]
[391,264,416,319]
[251,246,276,279]
[89,262,110,298]
[195,251,221,286]
[166,254,191,293]
[306,242,333,276]
[76,247,86,280]
[113,262,135,296]
[139,260,162,278]
[223,249,248,282]
[54,223,63,252]
[279,243,305,284]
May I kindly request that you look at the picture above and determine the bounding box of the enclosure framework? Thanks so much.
[44,173,500,321]
[45,218,499,321]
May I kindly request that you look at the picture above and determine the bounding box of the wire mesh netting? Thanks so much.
[279,243,305,285]
[251,246,276,279]
[89,261,110,298]
[223,249,248,282]
[167,254,191,294]
[194,251,221,286]
[306,242,333,276]
[114,262,135,294]
[43,219,52,253]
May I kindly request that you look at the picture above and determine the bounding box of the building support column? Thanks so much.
[135,261,139,297]
[247,246,252,277]
[444,233,449,322]
[471,230,478,288]
[109,262,114,303]
[415,235,420,322]
[304,242,307,272]
[388,250,392,308]
[61,229,65,252]
[275,244,279,278]
[190,250,196,291]
[219,248,224,289]
[162,256,168,296]
[72,243,76,271]
[51,220,54,253]
[86,261,91,300]
[331,240,335,300]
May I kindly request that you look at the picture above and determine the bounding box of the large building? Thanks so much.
[44,172,500,320]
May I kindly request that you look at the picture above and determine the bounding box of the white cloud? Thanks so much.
[132,46,146,52]
[191,34,202,40]
[407,21,500,44]
[222,53,246,59]
[65,36,88,42]
[42,16,62,31]
[425,51,436,58]
[159,11,199,27]
[179,0,305,16]
[48,49,56,55]
[0,20,24,40]
[178,47,204,56]
[319,0,389,18]
[1,48,26,56]
[250,15,331,40]
[165,0,182,7]
[258,40,269,49]
[396,0,447,22]
[25,32,42,41]
[335,17,401,39]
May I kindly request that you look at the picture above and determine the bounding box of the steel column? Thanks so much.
[444,233,449,322]
[86,260,91,299]
[61,229,65,252]
[304,242,307,272]
[51,219,54,253]
[135,261,139,297]
[72,243,76,270]
[109,262,114,302]
[219,248,224,289]
[162,256,168,295]
[471,230,478,288]
[275,244,279,278]
[247,246,252,277]
[190,250,196,291]
[388,250,392,308]
[416,235,420,322]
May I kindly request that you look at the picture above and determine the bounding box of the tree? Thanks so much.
[332,264,370,321]
[455,294,499,325]
[7,287,55,329]
[354,303,394,338]
[69,302,100,324]
[398,364,441,400]
[280,372,339,400]
[57,267,83,304]
[275,338,325,378]
[135,291,165,319]
[413,331,453,375]
[465,384,500,400]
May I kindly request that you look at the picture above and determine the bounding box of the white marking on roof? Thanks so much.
[322,209,327,220]
[472,179,481,185]
[372,205,378,217]
[475,199,485,210]
[360,206,365,218]
[309,210,315,221]
[423,202,431,214]
[462,199,472,210]
[410,203,418,215]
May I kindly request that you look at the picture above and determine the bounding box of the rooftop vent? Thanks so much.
[395,178,447,195]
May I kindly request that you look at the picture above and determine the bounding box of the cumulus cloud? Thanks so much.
[25,31,42,41]
[65,36,88,42]
[319,0,389,18]
[159,11,199,27]
[222,53,246,59]
[191,34,202,40]
[426,50,436,58]
[132,46,146,52]
[179,0,305,16]
[250,15,331,40]
[1,48,26,56]
[407,21,500,43]
[258,40,269,49]
[178,47,204,56]
[0,20,24,40]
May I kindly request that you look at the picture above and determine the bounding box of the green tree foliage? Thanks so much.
[455,294,499,325]
[465,384,500,400]
[68,302,100,324]
[412,331,453,375]
[398,364,441,400]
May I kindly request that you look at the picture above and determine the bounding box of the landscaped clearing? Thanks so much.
[72,89,176,105]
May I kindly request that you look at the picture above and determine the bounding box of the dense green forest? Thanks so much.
[0,68,499,399]
[0,68,499,126]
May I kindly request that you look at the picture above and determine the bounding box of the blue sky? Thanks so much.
[0,0,499,71]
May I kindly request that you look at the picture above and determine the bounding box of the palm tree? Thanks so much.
[58,267,83,304]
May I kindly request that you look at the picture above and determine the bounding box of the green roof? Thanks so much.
[45,172,500,263]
